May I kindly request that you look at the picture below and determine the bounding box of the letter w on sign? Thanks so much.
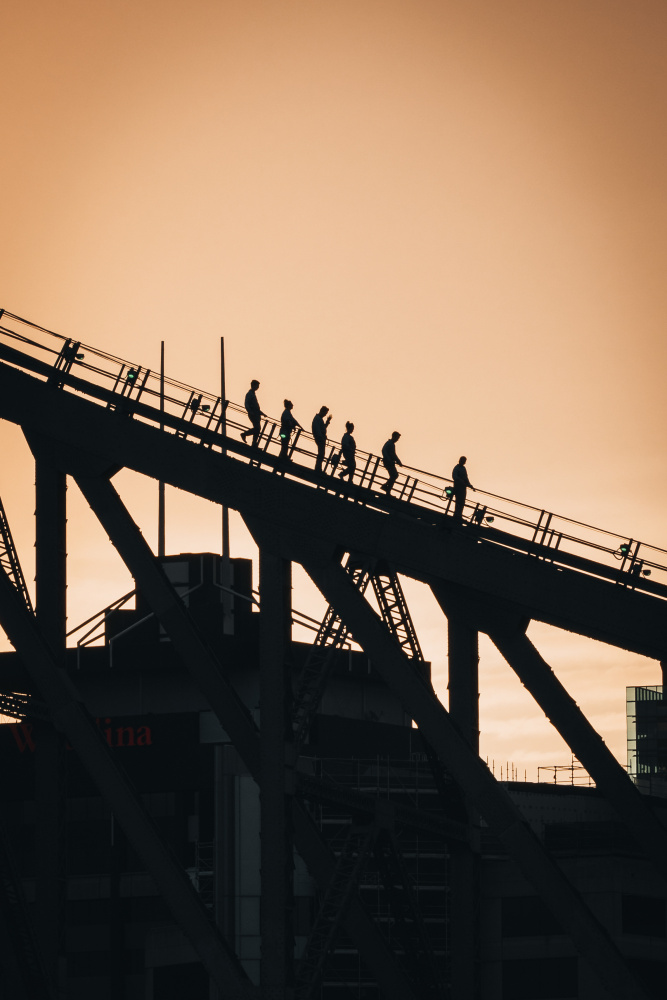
[9,722,35,752]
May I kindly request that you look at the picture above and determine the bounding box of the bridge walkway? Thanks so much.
[0,309,664,660]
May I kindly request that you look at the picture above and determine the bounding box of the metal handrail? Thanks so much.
[2,309,666,599]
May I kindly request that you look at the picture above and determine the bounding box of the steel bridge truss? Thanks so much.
[0,316,665,998]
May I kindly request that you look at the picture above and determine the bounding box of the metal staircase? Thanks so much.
[294,824,376,1000]
[0,494,33,615]
[368,563,460,826]
[0,691,47,722]
[369,562,424,662]
[373,828,444,999]
[292,555,372,754]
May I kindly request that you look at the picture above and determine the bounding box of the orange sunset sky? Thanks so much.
[1,0,667,778]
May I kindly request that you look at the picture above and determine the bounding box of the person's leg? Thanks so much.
[381,460,389,489]
[315,439,325,473]
[454,486,466,522]
[250,415,261,448]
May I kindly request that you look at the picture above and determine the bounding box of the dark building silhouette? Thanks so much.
[0,554,452,999]
[1,555,665,999]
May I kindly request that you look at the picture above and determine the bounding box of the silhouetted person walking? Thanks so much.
[312,405,332,473]
[279,399,302,461]
[338,422,356,480]
[381,432,402,493]
[241,379,265,448]
[452,455,474,523]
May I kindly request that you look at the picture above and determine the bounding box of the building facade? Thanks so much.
[1,553,666,998]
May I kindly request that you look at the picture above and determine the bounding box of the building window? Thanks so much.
[502,896,564,938]
[622,895,666,938]
[152,963,208,999]
[502,957,577,999]
[626,959,666,1000]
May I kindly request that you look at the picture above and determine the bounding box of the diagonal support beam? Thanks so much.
[74,472,262,776]
[487,626,667,887]
[76,473,418,1000]
[0,563,254,1000]
[299,550,652,1000]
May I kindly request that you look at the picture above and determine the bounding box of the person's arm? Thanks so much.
[396,452,403,466]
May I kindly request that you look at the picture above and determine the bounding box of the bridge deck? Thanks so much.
[0,308,665,660]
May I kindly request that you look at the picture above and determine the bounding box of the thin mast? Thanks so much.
[158,340,165,558]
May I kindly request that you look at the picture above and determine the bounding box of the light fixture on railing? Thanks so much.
[614,541,632,560]
[76,352,85,360]
[471,505,494,526]
[126,368,138,384]
[444,486,454,500]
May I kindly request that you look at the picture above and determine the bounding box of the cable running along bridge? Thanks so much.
[0,308,665,1000]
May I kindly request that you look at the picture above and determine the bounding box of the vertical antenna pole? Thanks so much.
[158,341,165,558]
[221,336,230,560]
[221,337,233,634]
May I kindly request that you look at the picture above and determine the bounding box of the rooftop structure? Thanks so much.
[627,685,667,798]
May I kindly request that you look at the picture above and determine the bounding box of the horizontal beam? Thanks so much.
[295,773,468,843]
[0,362,665,659]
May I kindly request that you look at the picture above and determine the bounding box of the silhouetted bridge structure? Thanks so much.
[0,308,665,1000]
